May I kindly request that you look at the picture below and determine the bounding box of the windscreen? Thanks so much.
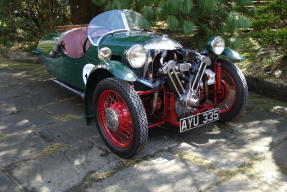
[88,10,151,45]
[123,10,151,30]
[88,10,126,45]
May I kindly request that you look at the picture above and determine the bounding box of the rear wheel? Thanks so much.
[93,77,148,158]
[215,59,248,122]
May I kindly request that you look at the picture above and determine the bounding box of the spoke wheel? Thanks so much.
[214,59,248,122]
[93,77,148,158]
[98,90,133,148]
[217,70,236,114]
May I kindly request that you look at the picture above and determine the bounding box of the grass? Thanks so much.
[0,132,8,139]
[0,41,38,52]
[53,114,83,122]
[80,170,116,189]
[237,37,287,81]
[31,143,68,160]
[0,57,41,71]
[248,92,287,117]
[3,143,68,170]
[176,151,215,169]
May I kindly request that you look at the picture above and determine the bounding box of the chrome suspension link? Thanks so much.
[190,55,211,94]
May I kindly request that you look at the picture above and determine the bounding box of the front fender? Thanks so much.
[87,60,138,82]
[200,47,244,61]
[108,60,138,81]
[84,60,138,125]
[222,48,244,61]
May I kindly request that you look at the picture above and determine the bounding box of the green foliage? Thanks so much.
[252,28,287,49]
[179,0,193,16]
[182,21,195,34]
[143,6,156,21]
[251,0,287,53]
[109,0,130,10]
[234,0,252,6]
[167,16,180,32]
[224,12,250,33]
[0,0,70,49]
[198,0,218,16]
[92,0,106,6]
[99,0,251,48]
[227,37,243,49]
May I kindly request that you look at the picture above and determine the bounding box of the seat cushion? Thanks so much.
[61,27,91,58]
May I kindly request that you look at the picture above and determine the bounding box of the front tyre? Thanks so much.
[93,78,148,158]
[216,59,248,122]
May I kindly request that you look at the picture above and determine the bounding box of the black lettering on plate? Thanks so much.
[180,108,220,133]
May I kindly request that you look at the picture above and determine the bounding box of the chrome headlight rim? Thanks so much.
[211,36,225,55]
[126,44,148,68]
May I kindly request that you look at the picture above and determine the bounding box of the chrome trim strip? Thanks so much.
[121,10,130,31]
[88,29,129,47]
[88,35,95,46]
[52,79,84,99]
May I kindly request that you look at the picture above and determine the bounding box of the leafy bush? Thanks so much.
[94,0,252,48]
[0,0,70,50]
[251,0,287,54]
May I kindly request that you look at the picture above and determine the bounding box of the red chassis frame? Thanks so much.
[136,63,223,129]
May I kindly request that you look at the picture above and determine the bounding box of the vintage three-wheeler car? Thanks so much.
[33,10,248,158]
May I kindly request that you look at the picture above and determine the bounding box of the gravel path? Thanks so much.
[0,58,286,192]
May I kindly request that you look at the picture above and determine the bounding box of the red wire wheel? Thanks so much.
[215,59,248,122]
[217,69,237,114]
[98,90,134,148]
[93,78,148,158]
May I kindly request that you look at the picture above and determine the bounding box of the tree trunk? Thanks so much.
[69,0,104,24]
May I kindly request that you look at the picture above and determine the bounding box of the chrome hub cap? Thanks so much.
[105,108,119,132]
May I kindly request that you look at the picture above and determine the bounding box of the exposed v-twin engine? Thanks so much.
[159,54,211,106]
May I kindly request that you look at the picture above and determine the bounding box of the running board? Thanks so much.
[51,79,84,99]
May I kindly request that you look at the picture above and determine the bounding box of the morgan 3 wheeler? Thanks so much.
[34,10,248,158]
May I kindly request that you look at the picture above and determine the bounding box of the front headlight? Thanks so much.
[211,36,225,55]
[127,44,147,68]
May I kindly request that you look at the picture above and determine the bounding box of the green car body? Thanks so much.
[35,31,243,122]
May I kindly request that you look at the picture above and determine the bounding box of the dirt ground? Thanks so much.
[0,58,287,192]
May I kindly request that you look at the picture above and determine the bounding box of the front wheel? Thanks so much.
[93,77,148,158]
[214,59,248,122]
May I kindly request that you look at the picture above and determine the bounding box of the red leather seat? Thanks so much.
[61,27,91,58]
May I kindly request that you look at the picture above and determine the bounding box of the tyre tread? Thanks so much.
[94,77,148,158]
[218,59,248,122]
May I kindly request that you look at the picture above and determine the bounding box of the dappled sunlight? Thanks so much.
[12,71,28,77]
[272,105,287,116]
[16,119,30,127]
[40,186,51,192]
[0,125,8,130]
[0,56,287,191]
[88,152,216,192]
[32,174,44,185]
[4,106,17,114]
[74,155,86,166]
